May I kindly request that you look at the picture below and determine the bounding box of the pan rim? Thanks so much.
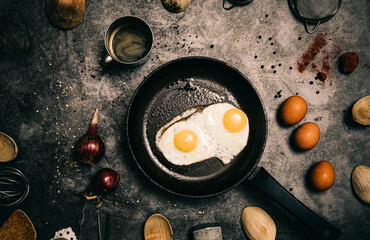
[126,56,268,198]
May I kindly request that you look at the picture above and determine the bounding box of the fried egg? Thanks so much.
[155,103,249,166]
[202,103,249,163]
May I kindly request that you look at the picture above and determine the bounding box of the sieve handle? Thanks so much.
[305,20,321,34]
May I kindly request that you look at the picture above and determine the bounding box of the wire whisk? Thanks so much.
[0,167,30,207]
[0,10,32,55]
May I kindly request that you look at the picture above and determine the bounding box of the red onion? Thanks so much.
[84,168,121,197]
[75,109,105,164]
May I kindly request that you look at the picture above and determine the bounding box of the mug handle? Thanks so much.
[223,0,237,10]
[223,0,253,10]
[248,167,341,240]
[100,54,114,69]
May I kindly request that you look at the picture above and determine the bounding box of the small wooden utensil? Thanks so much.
[352,165,370,204]
[0,209,37,240]
[352,96,370,125]
[241,206,276,240]
[144,214,173,240]
[0,132,18,162]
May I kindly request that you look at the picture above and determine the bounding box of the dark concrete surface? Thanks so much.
[0,0,369,239]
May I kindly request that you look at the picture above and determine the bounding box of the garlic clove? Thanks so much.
[144,214,173,240]
[352,165,370,204]
[161,0,191,13]
[352,96,370,125]
[0,132,18,162]
[241,206,276,240]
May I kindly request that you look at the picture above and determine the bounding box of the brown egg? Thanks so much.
[280,96,307,125]
[294,122,320,150]
[310,161,335,191]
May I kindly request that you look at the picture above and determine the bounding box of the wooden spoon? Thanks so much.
[241,206,276,240]
[144,214,173,240]
[0,210,37,240]
[352,165,370,204]
[352,96,370,125]
[0,132,18,162]
[46,0,85,29]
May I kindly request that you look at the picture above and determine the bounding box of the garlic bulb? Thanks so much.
[46,0,85,29]
[161,0,191,13]
[352,165,370,204]
[352,96,370,125]
[241,206,276,240]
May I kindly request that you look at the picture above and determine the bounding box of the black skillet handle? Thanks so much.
[248,167,341,240]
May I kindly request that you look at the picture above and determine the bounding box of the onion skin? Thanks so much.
[75,109,105,165]
[75,127,105,164]
[46,0,85,29]
[86,168,121,194]
[161,0,191,13]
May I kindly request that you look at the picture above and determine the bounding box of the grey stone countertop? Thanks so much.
[0,0,369,239]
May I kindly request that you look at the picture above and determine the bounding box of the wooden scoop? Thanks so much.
[46,0,85,29]
[241,206,276,240]
[352,96,370,125]
[0,210,37,240]
[0,132,18,162]
[144,214,173,240]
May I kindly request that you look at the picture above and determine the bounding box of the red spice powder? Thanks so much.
[296,33,345,85]
[322,55,331,73]
[297,34,327,72]
[317,72,327,81]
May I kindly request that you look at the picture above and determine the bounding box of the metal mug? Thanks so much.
[223,0,253,10]
[101,16,154,68]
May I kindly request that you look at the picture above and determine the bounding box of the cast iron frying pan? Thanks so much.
[126,57,267,197]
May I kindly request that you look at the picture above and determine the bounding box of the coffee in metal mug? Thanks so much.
[102,16,154,67]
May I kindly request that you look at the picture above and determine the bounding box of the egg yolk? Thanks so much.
[223,108,247,133]
[174,129,198,152]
